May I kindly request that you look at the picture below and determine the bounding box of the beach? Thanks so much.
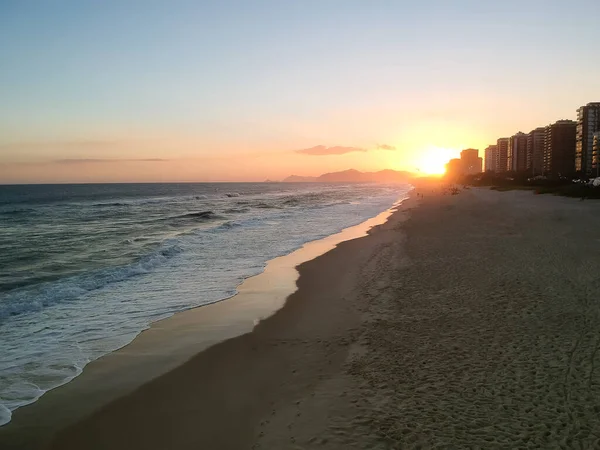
[0,182,404,431]
[4,185,600,448]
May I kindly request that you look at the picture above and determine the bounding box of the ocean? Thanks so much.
[0,182,410,426]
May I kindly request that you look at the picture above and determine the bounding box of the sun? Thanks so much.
[415,147,459,175]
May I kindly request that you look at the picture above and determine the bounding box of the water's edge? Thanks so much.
[0,189,411,441]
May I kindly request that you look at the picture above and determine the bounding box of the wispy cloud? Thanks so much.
[53,158,169,164]
[294,145,367,156]
[0,140,118,150]
[294,143,397,156]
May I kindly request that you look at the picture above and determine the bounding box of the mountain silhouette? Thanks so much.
[283,169,412,183]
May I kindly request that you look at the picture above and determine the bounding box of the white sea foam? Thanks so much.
[0,405,11,427]
[0,242,184,320]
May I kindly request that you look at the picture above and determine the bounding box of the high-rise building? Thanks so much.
[592,133,600,178]
[446,150,483,178]
[445,158,463,179]
[484,145,498,172]
[575,102,600,175]
[544,120,577,177]
[507,132,528,172]
[460,148,482,174]
[527,127,546,176]
[497,138,509,173]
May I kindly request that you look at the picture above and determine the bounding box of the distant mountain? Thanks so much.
[282,175,318,182]
[318,169,365,182]
[283,169,412,183]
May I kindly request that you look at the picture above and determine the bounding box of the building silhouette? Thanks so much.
[575,102,600,175]
[445,149,482,178]
[484,145,498,172]
[594,132,600,176]
[544,120,577,178]
[507,132,528,172]
[527,128,546,176]
[445,158,463,179]
[452,100,600,179]
[460,148,483,174]
[496,138,509,173]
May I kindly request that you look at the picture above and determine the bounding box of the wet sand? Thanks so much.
[6,184,600,448]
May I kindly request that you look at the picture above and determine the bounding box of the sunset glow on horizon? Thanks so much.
[413,147,462,176]
[1,1,599,183]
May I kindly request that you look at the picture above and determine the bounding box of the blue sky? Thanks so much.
[1,0,599,182]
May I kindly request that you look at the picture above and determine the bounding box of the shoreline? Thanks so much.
[26,183,600,448]
[9,182,600,448]
[0,189,412,449]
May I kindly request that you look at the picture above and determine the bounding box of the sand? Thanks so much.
[5,184,600,449]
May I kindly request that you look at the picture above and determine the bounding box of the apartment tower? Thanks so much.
[484,145,498,172]
[575,102,600,175]
[496,138,509,173]
[507,132,528,172]
[527,127,546,176]
[460,148,483,174]
[544,120,577,177]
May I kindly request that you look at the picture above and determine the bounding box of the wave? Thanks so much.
[90,198,183,208]
[247,195,347,211]
[123,237,150,244]
[0,207,38,216]
[175,211,222,221]
[229,195,347,211]
[0,242,184,322]
[222,207,250,214]
[254,203,281,209]
[92,202,129,207]
[213,221,242,231]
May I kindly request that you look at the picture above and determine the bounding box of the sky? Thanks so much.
[1,0,599,183]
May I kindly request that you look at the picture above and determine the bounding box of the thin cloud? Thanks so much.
[0,140,118,150]
[377,143,396,151]
[53,158,169,164]
[295,145,367,156]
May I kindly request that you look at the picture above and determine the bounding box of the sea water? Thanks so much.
[0,182,410,425]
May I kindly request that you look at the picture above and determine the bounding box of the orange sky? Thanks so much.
[1,2,599,183]
[0,100,592,183]
[0,135,468,183]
